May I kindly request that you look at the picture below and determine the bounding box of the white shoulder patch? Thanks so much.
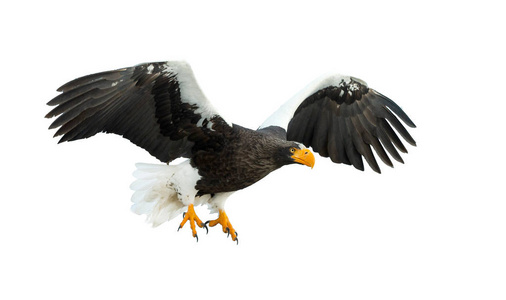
[162,61,232,127]
[162,61,218,120]
[259,74,365,130]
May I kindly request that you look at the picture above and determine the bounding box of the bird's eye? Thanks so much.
[290,147,296,153]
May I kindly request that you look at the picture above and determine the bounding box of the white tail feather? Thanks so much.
[130,163,186,227]
[130,161,217,227]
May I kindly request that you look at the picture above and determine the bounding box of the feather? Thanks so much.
[46,61,232,163]
[277,73,416,173]
[129,161,204,226]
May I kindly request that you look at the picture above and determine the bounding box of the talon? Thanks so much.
[206,210,238,242]
[178,204,205,240]
[203,222,209,234]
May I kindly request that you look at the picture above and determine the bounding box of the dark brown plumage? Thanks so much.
[193,125,302,195]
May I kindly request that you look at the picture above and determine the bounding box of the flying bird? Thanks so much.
[46,61,416,243]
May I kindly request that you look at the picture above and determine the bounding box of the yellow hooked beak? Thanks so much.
[291,148,315,169]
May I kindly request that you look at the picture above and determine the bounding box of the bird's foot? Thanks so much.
[205,210,238,244]
[178,204,207,242]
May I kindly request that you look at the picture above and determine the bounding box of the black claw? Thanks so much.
[195,234,198,242]
[177,225,181,232]
[182,212,186,218]
[226,227,230,237]
[235,231,238,237]
[235,237,239,245]
[204,221,211,234]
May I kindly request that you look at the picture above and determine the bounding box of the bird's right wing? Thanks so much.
[46,61,231,162]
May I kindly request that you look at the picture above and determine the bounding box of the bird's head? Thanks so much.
[275,142,315,169]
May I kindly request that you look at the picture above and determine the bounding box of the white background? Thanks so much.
[1,1,505,299]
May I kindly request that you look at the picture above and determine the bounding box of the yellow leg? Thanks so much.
[206,210,238,244]
[178,204,206,241]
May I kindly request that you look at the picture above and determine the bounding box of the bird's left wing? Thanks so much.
[46,61,231,163]
[260,74,416,173]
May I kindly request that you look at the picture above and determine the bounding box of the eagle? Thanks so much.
[46,61,416,243]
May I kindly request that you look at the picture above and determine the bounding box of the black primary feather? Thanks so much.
[46,61,231,163]
[287,77,416,173]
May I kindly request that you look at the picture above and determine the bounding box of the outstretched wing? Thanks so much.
[46,61,231,163]
[260,74,416,173]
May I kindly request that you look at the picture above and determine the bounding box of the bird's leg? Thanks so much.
[205,210,238,243]
[178,204,207,242]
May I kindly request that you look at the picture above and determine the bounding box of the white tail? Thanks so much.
[130,161,223,227]
[130,163,187,227]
